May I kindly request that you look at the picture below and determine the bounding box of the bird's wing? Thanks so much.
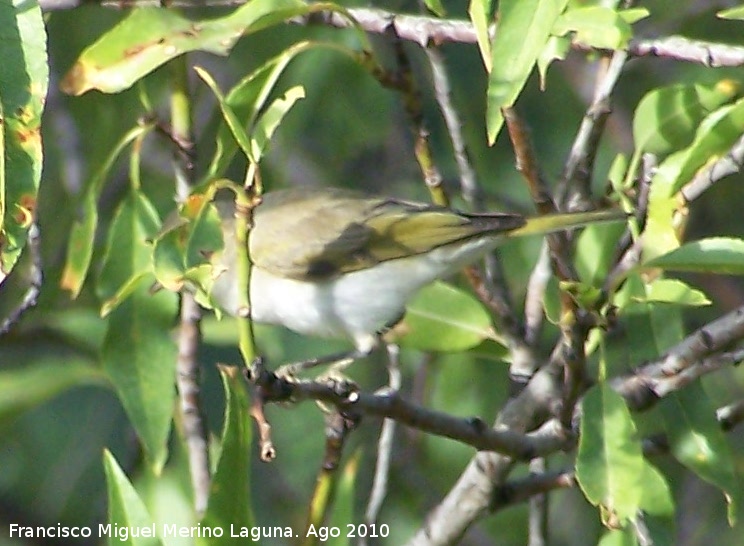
[249,189,525,281]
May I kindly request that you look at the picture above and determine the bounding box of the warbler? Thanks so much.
[210,187,624,365]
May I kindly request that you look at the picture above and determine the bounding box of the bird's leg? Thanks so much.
[274,347,371,379]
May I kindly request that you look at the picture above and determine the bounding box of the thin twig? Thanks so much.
[249,369,572,459]
[0,222,42,335]
[362,344,402,546]
[35,1,744,70]
[613,306,744,411]
[558,50,628,210]
[681,132,744,203]
[527,457,548,546]
[490,468,575,512]
[717,399,744,431]
[171,57,211,515]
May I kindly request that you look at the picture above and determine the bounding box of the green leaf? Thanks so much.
[200,366,253,541]
[576,382,645,525]
[152,197,224,294]
[249,85,306,165]
[659,384,740,525]
[0,360,106,421]
[642,278,711,306]
[100,193,177,472]
[597,528,637,546]
[0,0,48,280]
[469,0,493,73]
[61,124,153,297]
[422,0,446,17]
[632,82,738,158]
[638,463,674,517]
[614,274,685,364]
[397,281,498,352]
[103,450,164,546]
[205,40,320,181]
[98,191,161,304]
[152,227,188,292]
[646,238,744,275]
[60,0,306,95]
[486,0,568,144]
[103,289,178,474]
[327,453,360,546]
[552,6,634,50]
[718,6,744,20]
[195,66,255,167]
[575,221,626,286]
[644,96,744,261]
[537,35,570,89]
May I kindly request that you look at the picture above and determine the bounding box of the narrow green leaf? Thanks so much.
[552,6,634,50]
[486,0,568,144]
[327,453,360,546]
[60,0,306,95]
[100,193,177,472]
[250,85,306,163]
[0,0,48,280]
[61,124,153,297]
[659,384,740,525]
[718,6,744,20]
[103,289,178,474]
[642,278,711,306]
[200,366,253,542]
[205,40,321,181]
[422,0,446,17]
[195,66,255,165]
[468,0,493,73]
[537,35,570,89]
[98,192,161,303]
[152,227,188,292]
[646,237,744,275]
[620,8,651,25]
[0,360,106,421]
[397,281,498,352]
[103,450,164,546]
[575,221,626,286]
[576,383,645,525]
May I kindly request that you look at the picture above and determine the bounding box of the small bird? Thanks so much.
[209,187,624,367]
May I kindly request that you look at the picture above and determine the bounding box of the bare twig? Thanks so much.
[247,357,278,461]
[628,35,744,67]
[558,50,628,210]
[717,399,744,431]
[249,368,572,460]
[613,305,744,411]
[36,1,744,70]
[0,222,42,335]
[171,58,211,514]
[527,458,548,546]
[681,132,744,203]
[604,153,654,295]
[362,344,402,546]
[490,467,575,512]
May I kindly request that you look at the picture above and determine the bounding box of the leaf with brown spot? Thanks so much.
[60,0,307,96]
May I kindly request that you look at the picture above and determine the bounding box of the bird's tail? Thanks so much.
[510,208,628,238]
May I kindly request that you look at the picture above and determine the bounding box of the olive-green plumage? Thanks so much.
[249,188,526,281]
[210,187,626,358]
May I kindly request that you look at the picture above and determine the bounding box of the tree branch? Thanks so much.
[36,2,744,69]
[0,222,42,336]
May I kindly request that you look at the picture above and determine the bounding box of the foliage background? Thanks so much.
[1,0,744,545]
